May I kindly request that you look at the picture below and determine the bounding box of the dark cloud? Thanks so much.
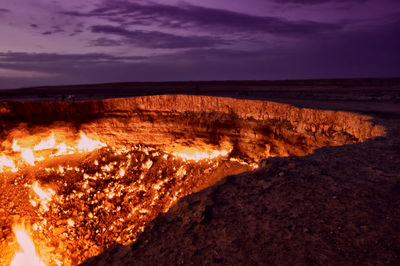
[90,25,230,48]
[0,52,146,65]
[69,28,84,36]
[272,0,367,4]
[62,2,342,37]
[30,24,39,28]
[41,27,66,35]
[0,8,10,17]
[89,37,124,47]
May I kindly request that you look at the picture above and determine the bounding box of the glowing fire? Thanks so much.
[21,148,35,166]
[0,155,17,172]
[33,133,56,151]
[31,182,55,212]
[0,129,257,265]
[171,147,231,162]
[54,143,68,156]
[77,133,106,152]
[12,141,21,152]
[0,131,106,173]
[11,224,45,266]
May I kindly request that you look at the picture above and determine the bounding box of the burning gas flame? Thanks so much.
[77,133,106,152]
[1,131,106,173]
[11,224,45,266]
[0,130,255,265]
[54,143,68,156]
[31,182,55,212]
[33,133,56,151]
[12,141,21,152]
[0,155,17,172]
[21,149,35,166]
[171,147,231,162]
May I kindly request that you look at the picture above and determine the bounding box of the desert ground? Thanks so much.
[0,78,399,265]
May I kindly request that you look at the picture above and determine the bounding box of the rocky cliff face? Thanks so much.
[0,95,384,161]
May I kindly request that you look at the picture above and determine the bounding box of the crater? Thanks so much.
[0,95,384,265]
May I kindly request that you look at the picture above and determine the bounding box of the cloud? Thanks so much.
[41,30,64,35]
[0,8,11,17]
[0,52,145,65]
[41,26,66,35]
[0,17,398,90]
[0,67,57,78]
[89,37,124,47]
[62,2,342,37]
[90,25,230,48]
[272,0,367,4]
[0,52,149,88]
[0,8,10,13]
[0,52,147,76]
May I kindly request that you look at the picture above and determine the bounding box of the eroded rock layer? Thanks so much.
[0,95,384,161]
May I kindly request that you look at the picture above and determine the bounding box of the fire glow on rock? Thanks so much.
[1,132,106,172]
[0,130,255,266]
[0,95,384,266]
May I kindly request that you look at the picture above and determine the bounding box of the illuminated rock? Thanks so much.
[0,95,385,265]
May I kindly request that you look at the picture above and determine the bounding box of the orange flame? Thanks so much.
[2,131,106,173]
[11,224,45,266]
[31,182,55,212]
[171,147,231,162]
[12,140,21,152]
[77,133,106,152]
[33,133,56,151]
[0,155,17,172]
[21,149,35,166]
[54,143,68,156]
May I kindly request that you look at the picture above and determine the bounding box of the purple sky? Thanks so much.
[0,0,399,89]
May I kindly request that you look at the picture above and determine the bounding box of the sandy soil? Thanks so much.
[79,79,400,265]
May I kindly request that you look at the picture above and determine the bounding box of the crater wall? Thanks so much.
[0,95,385,161]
